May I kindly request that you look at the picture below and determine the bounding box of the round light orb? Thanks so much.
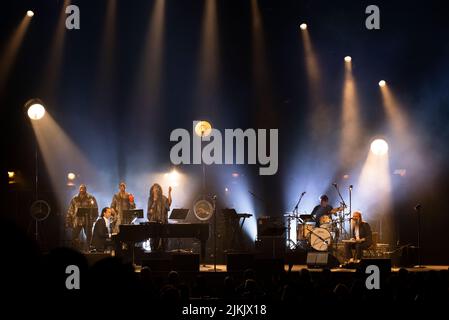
[67,172,76,180]
[378,80,386,87]
[194,120,212,137]
[300,23,307,30]
[370,139,389,156]
[344,56,352,62]
[27,10,34,17]
[27,102,46,120]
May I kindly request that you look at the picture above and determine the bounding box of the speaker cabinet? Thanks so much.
[255,236,286,259]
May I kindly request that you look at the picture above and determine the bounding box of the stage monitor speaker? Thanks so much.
[306,252,340,269]
[171,253,200,272]
[226,253,254,272]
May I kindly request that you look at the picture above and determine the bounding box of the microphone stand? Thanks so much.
[414,205,424,268]
[289,192,305,249]
[292,192,306,215]
[213,195,218,272]
[333,184,347,251]
[349,185,353,239]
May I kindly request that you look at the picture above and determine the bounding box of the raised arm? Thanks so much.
[167,186,172,207]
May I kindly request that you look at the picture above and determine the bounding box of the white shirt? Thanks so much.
[354,225,360,240]
[104,217,111,237]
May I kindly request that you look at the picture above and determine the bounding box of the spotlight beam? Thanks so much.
[0,13,32,95]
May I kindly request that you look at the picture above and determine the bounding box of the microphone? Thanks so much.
[332,183,338,188]
[414,204,421,211]
[349,185,353,190]
[212,195,217,200]
[301,191,306,196]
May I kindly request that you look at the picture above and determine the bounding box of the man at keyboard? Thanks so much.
[344,211,372,262]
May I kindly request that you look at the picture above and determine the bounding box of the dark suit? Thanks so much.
[345,222,372,260]
[91,217,110,252]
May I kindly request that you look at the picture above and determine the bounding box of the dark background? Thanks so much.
[1,0,448,263]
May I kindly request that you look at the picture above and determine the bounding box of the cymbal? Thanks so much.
[284,214,296,218]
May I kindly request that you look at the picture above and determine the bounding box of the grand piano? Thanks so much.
[113,222,210,261]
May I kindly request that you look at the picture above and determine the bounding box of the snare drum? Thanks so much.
[297,222,315,240]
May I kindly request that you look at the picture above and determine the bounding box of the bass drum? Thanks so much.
[310,227,332,251]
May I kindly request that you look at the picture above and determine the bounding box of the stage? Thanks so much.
[3,0,449,308]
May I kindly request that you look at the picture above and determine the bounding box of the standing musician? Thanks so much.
[110,182,136,233]
[147,183,172,251]
[66,184,98,251]
[344,211,372,261]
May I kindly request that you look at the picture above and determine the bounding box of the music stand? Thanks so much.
[169,208,189,221]
[76,207,98,248]
[122,209,144,224]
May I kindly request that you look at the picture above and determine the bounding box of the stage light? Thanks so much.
[225,187,229,192]
[67,172,76,186]
[300,23,307,30]
[165,169,180,187]
[25,99,46,120]
[194,120,212,137]
[379,80,386,87]
[370,139,389,156]
[344,56,352,62]
[8,171,15,179]
[27,10,34,17]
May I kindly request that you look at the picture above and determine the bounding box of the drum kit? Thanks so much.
[285,207,349,252]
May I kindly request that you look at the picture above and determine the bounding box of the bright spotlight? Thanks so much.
[370,139,389,156]
[25,99,46,120]
[194,120,212,137]
[27,10,34,17]
[344,56,352,62]
[8,171,15,178]
[165,169,180,187]
[300,23,307,30]
[379,80,386,87]
[67,172,76,180]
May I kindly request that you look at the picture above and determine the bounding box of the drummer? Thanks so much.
[311,195,333,227]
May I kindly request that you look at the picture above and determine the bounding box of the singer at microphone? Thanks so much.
[344,211,373,262]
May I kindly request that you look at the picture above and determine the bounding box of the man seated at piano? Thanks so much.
[147,183,172,251]
[91,207,112,252]
[344,211,372,262]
